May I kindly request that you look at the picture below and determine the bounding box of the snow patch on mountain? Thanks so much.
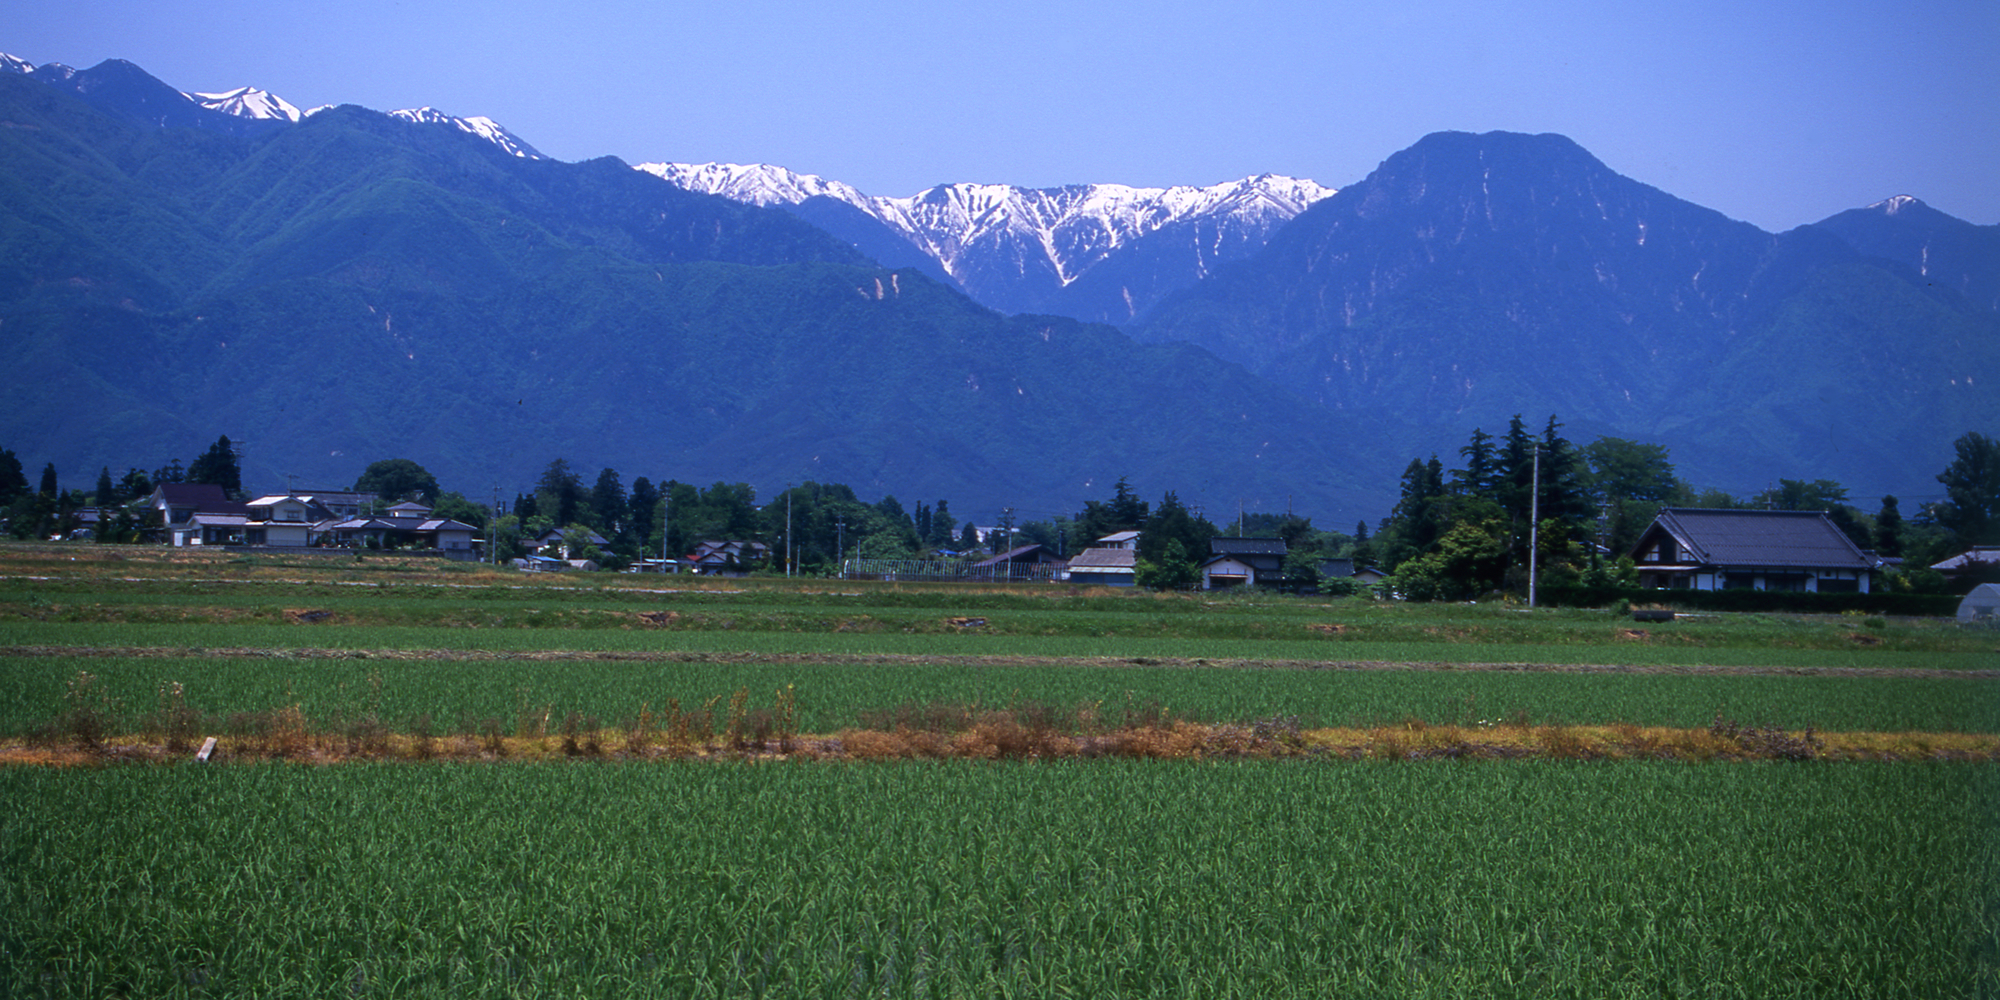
[635,162,868,207]
[1870,194,1923,216]
[0,52,33,75]
[389,107,544,159]
[637,161,1333,288]
[189,86,303,122]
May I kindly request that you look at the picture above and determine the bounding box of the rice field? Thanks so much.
[3,761,1994,999]
[2,544,1995,997]
[1,653,1996,738]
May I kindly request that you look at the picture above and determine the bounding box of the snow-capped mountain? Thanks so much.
[637,162,1334,321]
[4,51,543,159]
[388,107,543,159]
[188,85,302,122]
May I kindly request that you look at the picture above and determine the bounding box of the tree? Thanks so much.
[186,436,241,496]
[534,459,585,528]
[930,500,957,549]
[0,450,27,511]
[94,467,115,508]
[152,458,186,486]
[1138,492,1217,569]
[430,492,489,529]
[1757,478,1850,512]
[353,458,440,505]
[629,477,660,555]
[1583,438,1679,504]
[589,468,628,535]
[1451,428,1498,496]
[116,468,153,504]
[1934,431,2000,546]
[38,463,57,498]
[1135,538,1201,590]
[487,514,525,562]
[1875,495,1904,558]
[560,524,604,563]
[1391,505,1508,602]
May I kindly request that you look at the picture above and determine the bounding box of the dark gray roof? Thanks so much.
[1211,537,1288,556]
[1645,508,1871,570]
[1318,558,1356,578]
[974,544,1062,567]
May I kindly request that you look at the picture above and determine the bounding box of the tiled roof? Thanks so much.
[1650,508,1871,570]
[974,544,1060,567]
[1933,547,2000,571]
[1211,537,1288,556]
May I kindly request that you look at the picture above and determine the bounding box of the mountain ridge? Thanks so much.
[637,161,1333,320]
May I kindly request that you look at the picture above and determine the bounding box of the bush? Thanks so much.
[1540,584,1958,616]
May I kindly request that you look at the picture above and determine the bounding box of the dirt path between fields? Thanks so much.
[3,645,1993,680]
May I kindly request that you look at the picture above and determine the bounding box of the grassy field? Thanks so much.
[2,543,1996,997]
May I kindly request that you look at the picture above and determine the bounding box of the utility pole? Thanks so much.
[836,516,846,580]
[785,486,794,578]
[661,492,671,573]
[1529,444,1541,608]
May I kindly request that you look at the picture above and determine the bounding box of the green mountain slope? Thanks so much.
[1136,131,2000,494]
[0,68,1395,519]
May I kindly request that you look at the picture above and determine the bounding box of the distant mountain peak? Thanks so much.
[1869,194,1926,216]
[188,85,303,122]
[0,52,32,75]
[637,161,1334,316]
[387,107,543,159]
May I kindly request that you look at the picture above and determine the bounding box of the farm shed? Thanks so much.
[1066,547,1137,587]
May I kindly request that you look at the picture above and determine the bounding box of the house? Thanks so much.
[529,526,610,560]
[243,493,334,547]
[1317,558,1389,586]
[1932,547,2000,584]
[1628,508,1874,592]
[150,483,251,546]
[1202,537,1288,589]
[687,540,770,575]
[295,490,378,519]
[1065,547,1137,587]
[324,501,480,557]
[1095,530,1141,550]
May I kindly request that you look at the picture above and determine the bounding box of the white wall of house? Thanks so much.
[1203,556,1256,589]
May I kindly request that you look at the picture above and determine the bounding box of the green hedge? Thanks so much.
[1540,585,1960,617]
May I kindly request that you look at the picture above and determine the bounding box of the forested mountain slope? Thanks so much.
[0,66,1395,518]
[1134,131,1999,494]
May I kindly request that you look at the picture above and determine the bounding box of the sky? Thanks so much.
[2,0,1995,231]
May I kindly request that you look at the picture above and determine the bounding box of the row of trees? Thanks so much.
[4,428,1995,593]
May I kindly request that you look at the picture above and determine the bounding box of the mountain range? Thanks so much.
[1,52,1994,523]
[636,162,1332,323]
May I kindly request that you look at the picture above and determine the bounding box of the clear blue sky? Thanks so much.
[4,0,1995,230]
